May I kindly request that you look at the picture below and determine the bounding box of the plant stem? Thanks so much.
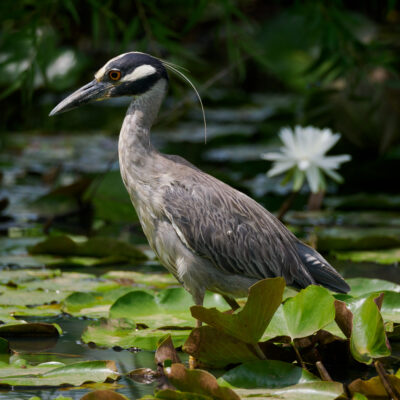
[277,191,299,221]
[251,343,266,360]
[222,295,240,311]
[316,361,332,381]
[375,360,400,400]
[291,341,306,370]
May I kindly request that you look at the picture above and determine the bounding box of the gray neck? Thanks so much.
[118,79,167,196]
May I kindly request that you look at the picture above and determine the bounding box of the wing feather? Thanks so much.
[162,170,315,288]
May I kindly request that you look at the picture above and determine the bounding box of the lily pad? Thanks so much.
[183,326,259,368]
[109,288,226,329]
[0,360,119,387]
[348,374,400,398]
[0,287,70,306]
[0,322,61,338]
[262,285,335,341]
[333,248,400,265]
[218,360,319,389]
[102,270,178,290]
[347,278,400,297]
[233,381,344,399]
[348,293,391,364]
[315,227,400,251]
[191,278,285,344]
[81,390,130,399]
[29,235,146,261]
[0,268,61,285]
[81,318,191,350]
[165,363,240,400]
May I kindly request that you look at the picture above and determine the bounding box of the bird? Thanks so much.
[50,51,350,315]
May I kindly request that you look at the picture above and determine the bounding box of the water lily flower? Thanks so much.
[261,126,351,193]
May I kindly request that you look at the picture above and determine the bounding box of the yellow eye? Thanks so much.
[109,69,121,81]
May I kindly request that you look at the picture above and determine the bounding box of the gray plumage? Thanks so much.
[50,52,350,307]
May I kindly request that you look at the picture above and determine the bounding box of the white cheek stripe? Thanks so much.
[121,64,157,82]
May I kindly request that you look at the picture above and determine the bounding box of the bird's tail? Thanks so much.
[295,241,350,293]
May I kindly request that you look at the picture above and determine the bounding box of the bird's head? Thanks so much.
[49,52,168,116]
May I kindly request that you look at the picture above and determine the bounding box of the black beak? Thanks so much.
[49,79,111,116]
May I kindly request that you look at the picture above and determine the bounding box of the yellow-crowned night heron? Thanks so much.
[50,52,350,311]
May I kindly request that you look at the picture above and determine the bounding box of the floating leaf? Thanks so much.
[348,374,400,398]
[82,318,191,351]
[0,288,69,306]
[146,389,212,399]
[349,293,391,364]
[347,278,400,297]
[29,235,146,261]
[333,248,400,265]
[263,285,335,341]
[233,381,344,399]
[110,288,226,329]
[183,326,259,368]
[0,322,61,338]
[165,363,240,400]
[218,360,319,389]
[191,278,285,344]
[315,227,400,251]
[0,360,119,387]
[81,390,130,400]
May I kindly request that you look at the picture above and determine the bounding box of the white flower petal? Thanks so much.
[305,165,321,193]
[261,152,289,161]
[315,154,351,169]
[279,127,297,154]
[267,161,295,177]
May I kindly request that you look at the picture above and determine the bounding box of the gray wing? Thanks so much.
[162,170,316,289]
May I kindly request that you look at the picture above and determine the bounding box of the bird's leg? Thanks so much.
[222,295,240,311]
[192,291,205,328]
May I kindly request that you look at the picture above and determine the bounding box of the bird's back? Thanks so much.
[160,154,350,294]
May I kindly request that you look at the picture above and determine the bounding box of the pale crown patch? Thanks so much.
[121,64,157,82]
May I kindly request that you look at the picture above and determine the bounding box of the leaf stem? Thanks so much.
[316,361,332,381]
[291,341,306,370]
[251,343,266,360]
[277,191,299,221]
[375,360,400,400]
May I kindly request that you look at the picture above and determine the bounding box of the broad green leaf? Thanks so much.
[315,227,400,251]
[0,268,61,285]
[0,288,70,306]
[347,278,400,297]
[81,390,130,399]
[0,322,61,337]
[348,374,400,398]
[233,381,344,399]
[82,318,191,350]
[218,360,319,389]
[183,326,259,368]
[349,293,391,364]
[146,389,212,399]
[110,288,226,329]
[263,285,335,341]
[165,363,240,400]
[29,235,146,260]
[0,360,119,387]
[333,248,400,265]
[102,270,178,290]
[191,278,285,344]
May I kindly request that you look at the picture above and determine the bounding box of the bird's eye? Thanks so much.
[109,70,121,81]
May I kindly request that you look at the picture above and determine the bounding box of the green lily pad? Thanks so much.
[109,288,226,329]
[347,278,400,297]
[233,381,344,399]
[348,293,391,364]
[81,318,191,350]
[325,193,400,211]
[145,389,212,399]
[0,360,119,387]
[81,390,130,400]
[333,248,400,264]
[165,363,240,400]
[183,326,259,368]
[262,285,335,341]
[102,270,178,290]
[0,287,70,306]
[21,271,119,293]
[218,360,319,389]
[29,235,146,261]
[0,304,61,318]
[0,268,61,285]
[191,278,285,344]
[62,287,138,318]
[315,227,400,251]
[0,322,61,337]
